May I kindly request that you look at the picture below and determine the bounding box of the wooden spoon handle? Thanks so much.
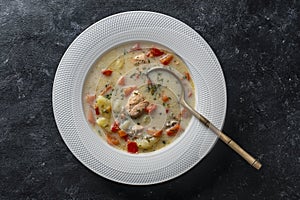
[180,99,262,170]
[209,123,262,170]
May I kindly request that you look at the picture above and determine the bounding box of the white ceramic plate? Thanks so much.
[53,11,227,185]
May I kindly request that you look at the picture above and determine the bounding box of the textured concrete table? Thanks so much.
[1,1,299,199]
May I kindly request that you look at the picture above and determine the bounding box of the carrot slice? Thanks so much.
[107,134,120,145]
[185,72,191,81]
[160,54,173,65]
[166,124,180,136]
[147,129,163,137]
[118,130,127,138]
[162,94,169,102]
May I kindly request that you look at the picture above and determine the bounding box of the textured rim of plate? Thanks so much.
[53,11,227,185]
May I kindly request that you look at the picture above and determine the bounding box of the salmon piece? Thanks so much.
[127,91,144,106]
[118,76,125,86]
[125,91,149,118]
[131,43,141,51]
[188,90,193,98]
[87,108,95,125]
[145,103,157,113]
[124,86,137,97]
[100,85,112,95]
[129,101,149,118]
[86,94,96,105]
[181,108,190,118]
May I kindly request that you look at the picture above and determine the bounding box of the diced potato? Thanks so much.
[112,100,122,113]
[96,117,109,129]
[142,115,151,124]
[96,95,110,107]
[135,136,159,149]
[112,57,125,69]
[96,95,111,118]
[119,120,131,130]
[134,53,146,61]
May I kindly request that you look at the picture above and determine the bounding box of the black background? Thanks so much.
[1,0,299,199]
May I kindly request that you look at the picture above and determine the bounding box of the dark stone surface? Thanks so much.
[0,0,299,199]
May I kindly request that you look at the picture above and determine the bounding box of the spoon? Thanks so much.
[147,66,262,170]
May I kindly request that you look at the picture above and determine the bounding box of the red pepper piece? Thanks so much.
[127,141,138,153]
[94,106,100,115]
[147,47,164,57]
[102,69,113,76]
[111,121,120,133]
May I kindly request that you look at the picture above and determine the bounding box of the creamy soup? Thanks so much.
[83,42,195,153]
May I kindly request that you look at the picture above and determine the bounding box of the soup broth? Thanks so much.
[83,42,195,153]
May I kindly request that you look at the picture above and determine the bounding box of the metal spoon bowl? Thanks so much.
[147,67,262,170]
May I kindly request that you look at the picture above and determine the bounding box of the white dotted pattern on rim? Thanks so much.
[53,11,227,185]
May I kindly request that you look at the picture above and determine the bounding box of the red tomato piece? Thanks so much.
[150,47,164,57]
[102,69,113,76]
[147,47,164,57]
[111,121,120,133]
[123,135,129,142]
[127,141,138,153]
